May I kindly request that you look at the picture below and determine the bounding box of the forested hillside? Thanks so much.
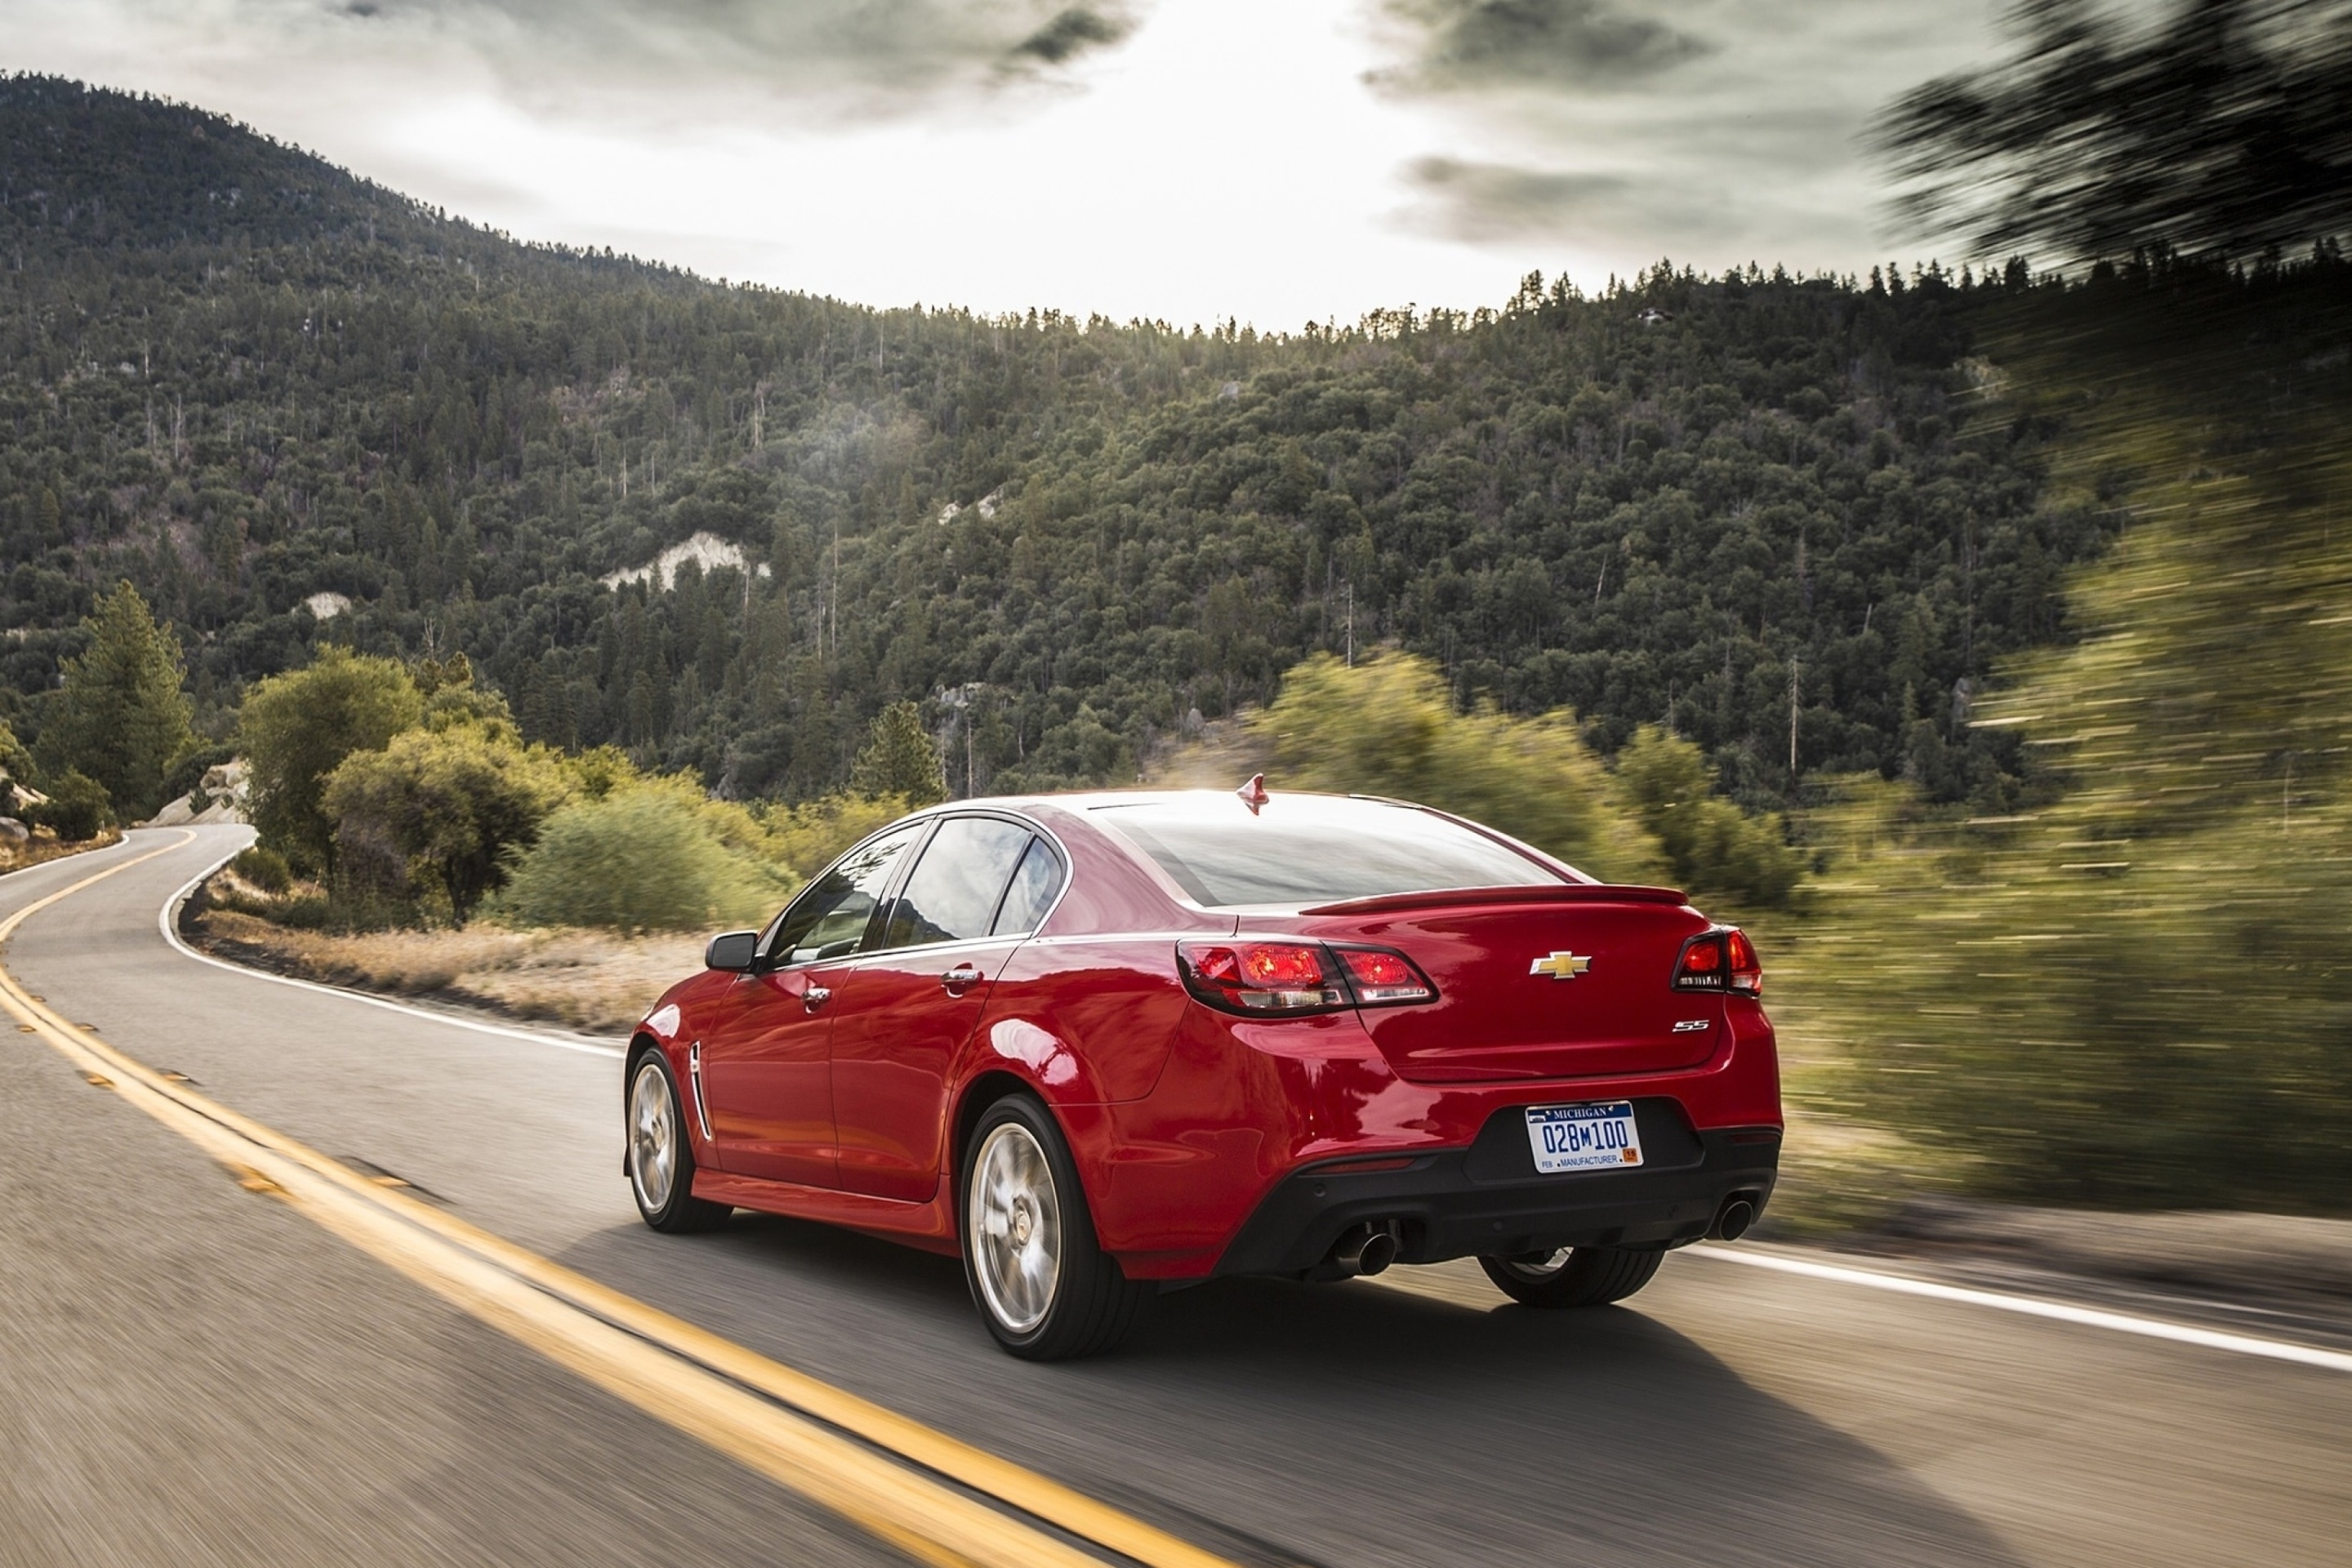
[1,74,2098,807]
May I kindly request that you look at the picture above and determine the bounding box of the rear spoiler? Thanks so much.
[1300,884,1690,917]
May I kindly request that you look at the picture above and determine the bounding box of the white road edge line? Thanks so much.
[154,829,627,1060]
[1692,1245,2352,1374]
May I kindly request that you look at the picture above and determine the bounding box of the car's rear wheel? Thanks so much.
[961,1095,1147,1360]
[1478,1245,1663,1307]
[627,1052,731,1233]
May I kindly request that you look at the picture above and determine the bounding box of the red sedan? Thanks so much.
[624,783,1781,1359]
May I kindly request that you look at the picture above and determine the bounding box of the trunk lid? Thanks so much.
[1289,886,1722,1084]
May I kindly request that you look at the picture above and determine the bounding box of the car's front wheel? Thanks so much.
[1478,1245,1663,1307]
[626,1051,732,1233]
[960,1095,1148,1360]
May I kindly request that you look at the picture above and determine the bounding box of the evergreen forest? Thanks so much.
[2,76,2096,809]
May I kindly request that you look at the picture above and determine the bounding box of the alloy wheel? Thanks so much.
[629,1058,677,1212]
[969,1120,1063,1335]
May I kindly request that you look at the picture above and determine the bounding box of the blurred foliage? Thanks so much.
[1,78,2096,814]
[1253,651,1655,884]
[1780,256,2352,1212]
[755,791,915,884]
[1614,727,1810,908]
[22,768,112,841]
[32,581,193,819]
[239,648,424,875]
[495,790,779,934]
[1876,0,2352,265]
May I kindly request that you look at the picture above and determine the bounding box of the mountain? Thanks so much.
[0,74,2100,806]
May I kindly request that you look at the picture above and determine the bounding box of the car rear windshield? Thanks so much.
[1092,796,1568,908]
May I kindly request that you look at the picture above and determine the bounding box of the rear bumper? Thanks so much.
[1211,1103,1780,1277]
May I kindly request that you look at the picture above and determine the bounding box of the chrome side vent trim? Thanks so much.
[687,1040,715,1141]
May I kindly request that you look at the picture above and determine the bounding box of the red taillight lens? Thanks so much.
[1725,928,1762,995]
[1334,946,1437,1005]
[1178,941,1437,1015]
[1178,942,1348,1014]
[1674,928,1762,995]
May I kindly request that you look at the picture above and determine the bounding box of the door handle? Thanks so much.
[802,986,832,1013]
[940,964,984,998]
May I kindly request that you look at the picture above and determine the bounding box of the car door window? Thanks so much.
[765,824,922,965]
[880,817,1034,950]
[990,836,1064,937]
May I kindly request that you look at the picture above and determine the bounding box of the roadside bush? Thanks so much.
[1613,727,1807,910]
[240,648,422,875]
[497,790,773,933]
[231,844,293,893]
[24,769,113,841]
[760,791,911,881]
[323,724,573,924]
[1251,653,1667,884]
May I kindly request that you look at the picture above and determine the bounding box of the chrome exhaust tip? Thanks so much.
[1330,1223,1400,1277]
[1713,1196,1757,1241]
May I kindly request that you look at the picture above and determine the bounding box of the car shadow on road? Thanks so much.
[550,1216,2030,1568]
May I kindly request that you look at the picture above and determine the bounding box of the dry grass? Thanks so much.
[188,906,706,1036]
[0,830,122,875]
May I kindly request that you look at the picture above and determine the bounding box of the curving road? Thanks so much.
[2,826,2347,1567]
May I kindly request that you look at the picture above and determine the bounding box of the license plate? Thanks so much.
[1525,1101,1643,1173]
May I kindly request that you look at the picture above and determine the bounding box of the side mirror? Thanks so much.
[704,930,760,972]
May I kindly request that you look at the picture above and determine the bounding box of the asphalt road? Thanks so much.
[2,826,2347,1568]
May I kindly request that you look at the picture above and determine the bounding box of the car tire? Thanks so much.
[960,1095,1148,1361]
[626,1050,732,1234]
[1477,1245,1664,1307]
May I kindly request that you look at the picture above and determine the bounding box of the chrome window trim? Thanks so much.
[866,808,1075,959]
[758,804,1076,966]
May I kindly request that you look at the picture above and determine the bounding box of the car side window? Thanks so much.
[879,817,1034,951]
[990,836,1064,937]
[765,824,922,966]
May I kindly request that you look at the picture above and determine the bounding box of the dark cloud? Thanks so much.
[1370,0,1713,95]
[297,0,1146,119]
[1401,154,1712,242]
[1010,7,1136,65]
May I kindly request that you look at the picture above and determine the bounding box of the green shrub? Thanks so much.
[231,845,293,893]
[497,790,773,934]
[1613,727,1807,910]
[1250,652,1666,885]
[24,769,113,841]
[240,648,422,875]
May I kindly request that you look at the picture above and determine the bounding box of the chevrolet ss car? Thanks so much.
[623,782,1781,1359]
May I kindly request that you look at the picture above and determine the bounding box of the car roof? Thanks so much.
[943,787,1428,818]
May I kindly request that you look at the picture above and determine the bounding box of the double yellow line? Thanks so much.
[0,834,1239,1568]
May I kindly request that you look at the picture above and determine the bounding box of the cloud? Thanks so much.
[106,0,1148,125]
[1401,155,1725,244]
[1369,0,1712,95]
[1366,0,2003,265]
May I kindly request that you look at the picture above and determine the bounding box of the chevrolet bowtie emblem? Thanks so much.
[1529,951,1592,981]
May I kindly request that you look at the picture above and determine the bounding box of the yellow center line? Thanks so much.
[1,832,1241,1568]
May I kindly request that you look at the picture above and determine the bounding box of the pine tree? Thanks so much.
[850,701,947,807]
[34,581,194,820]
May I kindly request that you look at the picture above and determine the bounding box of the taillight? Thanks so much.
[1333,946,1437,1005]
[1674,927,1762,996]
[1177,941,1437,1016]
[1179,942,1348,1014]
[1725,929,1762,995]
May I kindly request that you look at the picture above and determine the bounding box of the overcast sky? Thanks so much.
[2,0,2002,327]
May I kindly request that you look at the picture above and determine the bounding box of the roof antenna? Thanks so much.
[1236,773,1270,815]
